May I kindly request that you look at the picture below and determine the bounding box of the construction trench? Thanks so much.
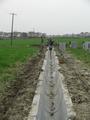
[28,49,76,120]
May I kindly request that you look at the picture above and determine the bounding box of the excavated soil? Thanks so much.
[0,50,44,120]
[57,49,90,120]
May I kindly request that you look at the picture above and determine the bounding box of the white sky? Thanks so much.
[0,0,90,35]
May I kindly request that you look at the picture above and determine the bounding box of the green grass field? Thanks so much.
[0,38,41,47]
[0,38,42,92]
[54,37,90,65]
[54,36,90,45]
[0,47,38,71]
[0,38,42,71]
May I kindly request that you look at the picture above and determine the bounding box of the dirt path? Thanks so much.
[0,51,44,120]
[57,50,90,120]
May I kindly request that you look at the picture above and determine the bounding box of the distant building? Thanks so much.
[79,32,90,37]
[13,32,21,38]
[0,31,46,39]
[27,32,46,38]
[0,32,4,38]
[2,32,11,38]
[20,32,28,38]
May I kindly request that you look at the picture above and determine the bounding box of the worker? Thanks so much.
[48,38,54,50]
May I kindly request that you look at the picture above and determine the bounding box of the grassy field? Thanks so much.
[54,37,90,65]
[0,38,42,47]
[54,36,90,45]
[0,38,42,71]
[0,38,42,93]
[0,47,38,71]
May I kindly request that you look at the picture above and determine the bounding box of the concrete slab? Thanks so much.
[28,49,76,120]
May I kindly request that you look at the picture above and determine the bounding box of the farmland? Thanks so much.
[0,38,41,71]
[55,37,90,120]
[0,38,42,93]
[0,38,46,120]
[55,37,90,66]
[0,37,90,120]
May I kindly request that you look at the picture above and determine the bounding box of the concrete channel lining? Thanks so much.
[27,50,76,120]
[27,71,44,120]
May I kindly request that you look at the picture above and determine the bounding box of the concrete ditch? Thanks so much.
[28,49,76,120]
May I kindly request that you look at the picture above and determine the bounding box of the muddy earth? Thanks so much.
[57,49,90,120]
[0,50,44,120]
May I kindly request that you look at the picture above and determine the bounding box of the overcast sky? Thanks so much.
[0,0,90,34]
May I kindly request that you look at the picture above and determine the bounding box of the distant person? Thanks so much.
[69,41,71,48]
[41,35,44,50]
[41,36,44,44]
[48,38,54,52]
